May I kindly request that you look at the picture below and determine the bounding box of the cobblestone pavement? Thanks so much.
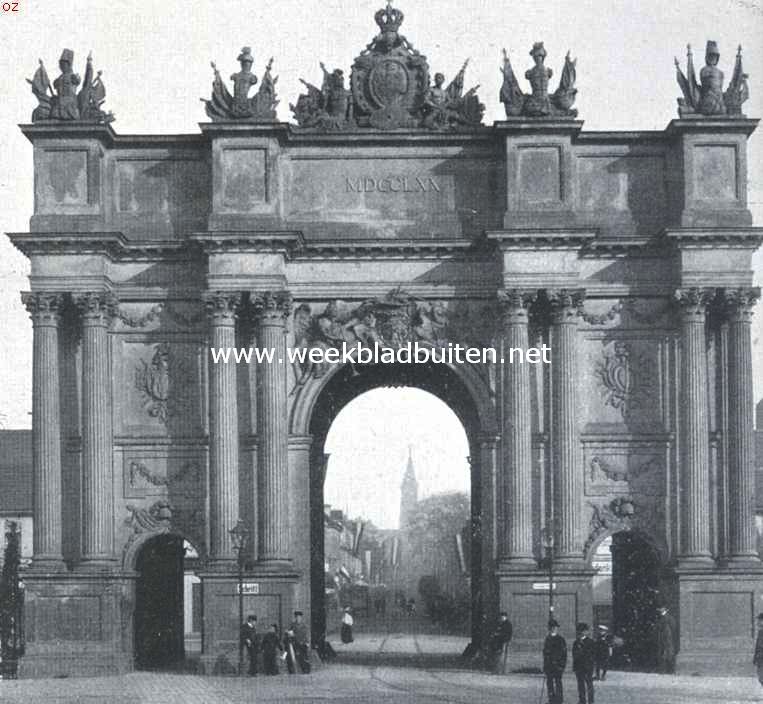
[1,627,762,703]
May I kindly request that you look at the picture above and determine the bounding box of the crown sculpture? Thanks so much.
[675,41,749,117]
[500,43,578,118]
[290,2,484,130]
[203,47,279,121]
[27,49,114,123]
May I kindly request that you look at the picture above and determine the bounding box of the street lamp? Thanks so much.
[229,519,250,677]
[541,527,555,621]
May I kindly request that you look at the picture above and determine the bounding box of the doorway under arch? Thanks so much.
[301,360,493,650]
[133,534,185,670]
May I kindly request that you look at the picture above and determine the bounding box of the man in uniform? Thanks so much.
[594,625,611,681]
[543,619,567,704]
[240,614,259,676]
[290,610,311,674]
[261,623,283,675]
[572,622,596,704]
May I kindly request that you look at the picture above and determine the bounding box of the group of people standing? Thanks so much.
[240,610,311,676]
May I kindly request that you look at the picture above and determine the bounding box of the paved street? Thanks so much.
[1,624,761,703]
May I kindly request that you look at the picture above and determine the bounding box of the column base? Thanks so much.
[677,554,715,569]
[29,556,68,573]
[76,557,119,573]
[256,558,294,571]
[723,553,762,568]
[498,556,538,571]
[205,558,238,573]
[553,555,586,570]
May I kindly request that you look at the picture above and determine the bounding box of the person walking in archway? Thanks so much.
[655,606,676,674]
[543,619,567,704]
[341,606,354,644]
[573,622,596,704]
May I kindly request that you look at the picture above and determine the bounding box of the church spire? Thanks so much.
[399,445,418,529]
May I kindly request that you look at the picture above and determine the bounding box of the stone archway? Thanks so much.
[291,360,498,649]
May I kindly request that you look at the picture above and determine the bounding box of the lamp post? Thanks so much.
[229,519,250,677]
[541,527,555,621]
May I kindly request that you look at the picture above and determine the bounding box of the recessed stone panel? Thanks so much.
[687,592,750,639]
[517,146,561,205]
[221,148,267,209]
[693,145,737,202]
[27,595,102,641]
[39,149,88,208]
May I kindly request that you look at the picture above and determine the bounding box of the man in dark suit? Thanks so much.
[490,611,513,673]
[543,619,567,704]
[573,622,596,704]
[261,623,283,675]
[290,610,311,674]
[240,614,259,676]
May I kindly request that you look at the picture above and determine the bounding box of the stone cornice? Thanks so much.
[190,231,304,256]
[665,117,759,138]
[493,118,584,136]
[7,232,196,260]
[298,238,488,260]
[663,228,763,249]
[486,229,597,250]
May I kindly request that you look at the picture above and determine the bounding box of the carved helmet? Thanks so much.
[705,40,720,60]
[530,42,547,59]
[59,48,74,65]
[237,46,254,64]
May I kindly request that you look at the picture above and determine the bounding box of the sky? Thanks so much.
[0,0,762,434]
[324,388,470,529]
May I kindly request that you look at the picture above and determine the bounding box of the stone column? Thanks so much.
[76,292,118,569]
[675,288,714,565]
[722,287,761,564]
[22,292,65,571]
[203,292,242,566]
[548,289,585,567]
[253,292,292,566]
[498,289,536,568]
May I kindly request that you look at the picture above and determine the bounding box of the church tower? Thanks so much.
[399,445,419,529]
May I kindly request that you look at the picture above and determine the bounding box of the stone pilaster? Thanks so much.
[674,288,715,566]
[252,291,292,566]
[721,287,761,564]
[498,289,536,569]
[203,292,242,566]
[548,289,585,567]
[22,292,66,571]
[75,292,118,569]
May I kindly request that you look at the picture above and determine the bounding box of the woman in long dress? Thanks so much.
[340,607,354,644]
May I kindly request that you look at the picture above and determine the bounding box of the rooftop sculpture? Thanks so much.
[500,43,578,118]
[27,49,113,123]
[675,41,749,117]
[203,47,279,122]
[291,2,483,130]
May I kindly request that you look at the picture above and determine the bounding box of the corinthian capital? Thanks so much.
[74,291,119,326]
[202,291,242,325]
[547,288,585,322]
[21,291,64,326]
[719,287,761,323]
[251,291,293,326]
[673,287,715,320]
[497,288,537,326]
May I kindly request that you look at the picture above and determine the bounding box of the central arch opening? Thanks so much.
[306,361,486,661]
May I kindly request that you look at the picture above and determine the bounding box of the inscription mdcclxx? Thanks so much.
[346,176,441,193]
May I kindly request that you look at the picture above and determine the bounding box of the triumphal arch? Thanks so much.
[11,3,763,677]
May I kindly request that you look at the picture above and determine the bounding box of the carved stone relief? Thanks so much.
[124,457,203,497]
[595,340,659,422]
[133,342,195,425]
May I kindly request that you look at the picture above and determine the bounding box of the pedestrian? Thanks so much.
[341,606,354,644]
[655,606,676,674]
[753,612,763,687]
[594,625,611,681]
[573,622,596,704]
[261,623,283,675]
[240,614,259,676]
[543,619,567,704]
[490,611,513,674]
[289,610,311,673]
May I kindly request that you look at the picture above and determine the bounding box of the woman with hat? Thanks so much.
[341,606,354,644]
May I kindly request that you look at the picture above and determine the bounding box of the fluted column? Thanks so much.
[76,292,118,569]
[22,292,66,571]
[675,288,714,566]
[722,287,761,564]
[204,292,242,566]
[253,292,292,566]
[548,289,585,567]
[498,289,536,568]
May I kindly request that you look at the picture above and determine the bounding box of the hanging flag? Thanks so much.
[339,565,351,581]
[364,549,372,580]
[455,533,467,575]
[391,536,400,567]
[352,519,365,556]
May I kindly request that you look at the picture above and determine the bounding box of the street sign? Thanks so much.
[531,582,557,591]
[237,583,260,595]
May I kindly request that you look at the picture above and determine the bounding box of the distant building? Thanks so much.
[0,430,33,563]
[755,400,763,550]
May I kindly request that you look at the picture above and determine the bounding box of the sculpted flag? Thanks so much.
[455,532,467,574]
[391,536,400,567]
[352,520,365,556]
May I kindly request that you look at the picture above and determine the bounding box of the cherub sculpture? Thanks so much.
[290,62,353,130]
[500,43,577,118]
[421,61,484,129]
[203,47,279,121]
[28,49,113,123]
[675,41,748,117]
